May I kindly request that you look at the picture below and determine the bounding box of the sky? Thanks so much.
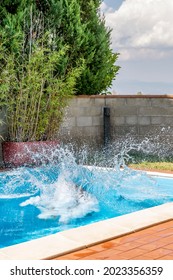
[101,0,173,94]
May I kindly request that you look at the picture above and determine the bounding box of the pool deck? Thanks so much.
[53,220,173,260]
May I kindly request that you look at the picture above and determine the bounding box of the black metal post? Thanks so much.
[103,107,110,146]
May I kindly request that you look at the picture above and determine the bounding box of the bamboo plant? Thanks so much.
[0,3,83,142]
[0,41,82,142]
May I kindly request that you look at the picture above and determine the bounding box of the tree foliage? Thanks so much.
[77,0,120,94]
[38,0,120,94]
[0,1,120,141]
[0,1,83,141]
[0,0,119,95]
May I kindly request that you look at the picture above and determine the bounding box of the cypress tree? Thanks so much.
[77,0,120,94]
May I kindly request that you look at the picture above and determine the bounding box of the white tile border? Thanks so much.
[0,170,173,260]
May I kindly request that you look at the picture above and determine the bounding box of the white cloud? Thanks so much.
[102,0,173,60]
[119,48,173,61]
[100,2,107,12]
[100,2,114,13]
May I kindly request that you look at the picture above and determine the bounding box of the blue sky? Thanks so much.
[101,0,173,94]
[104,0,123,10]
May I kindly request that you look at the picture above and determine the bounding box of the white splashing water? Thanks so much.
[1,133,172,223]
[20,172,98,223]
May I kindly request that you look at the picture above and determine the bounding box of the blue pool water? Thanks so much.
[0,164,173,248]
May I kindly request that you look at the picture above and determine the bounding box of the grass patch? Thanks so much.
[129,161,173,171]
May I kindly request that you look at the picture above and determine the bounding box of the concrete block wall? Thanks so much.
[109,96,173,142]
[58,95,173,146]
[58,96,106,147]
[1,95,173,164]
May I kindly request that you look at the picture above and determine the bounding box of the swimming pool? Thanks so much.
[1,163,173,250]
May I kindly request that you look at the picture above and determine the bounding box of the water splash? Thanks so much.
[0,137,171,224]
[0,168,39,199]
[21,173,98,223]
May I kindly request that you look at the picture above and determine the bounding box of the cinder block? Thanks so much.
[139,125,162,136]
[69,106,102,117]
[138,116,151,125]
[113,106,138,116]
[105,98,126,106]
[113,125,138,136]
[61,117,76,128]
[112,117,125,125]
[126,98,151,106]
[151,98,173,107]
[67,106,81,117]
[77,97,94,106]
[82,126,101,136]
[94,97,105,106]
[125,116,138,125]
[164,117,173,125]
[77,116,92,127]
[83,106,102,116]
[138,107,172,116]
[151,116,165,125]
[92,116,103,126]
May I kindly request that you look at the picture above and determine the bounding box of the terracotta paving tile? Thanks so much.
[162,243,173,250]
[139,240,171,251]
[132,255,154,260]
[54,249,95,260]
[160,235,173,244]
[154,229,173,237]
[99,241,117,249]
[105,236,132,244]
[55,254,79,260]
[150,222,173,231]
[80,249,124,260]
[137,248,173,260]
[85,244,111,253]
[157,255,173,260]
[110,241,142,251]
[86,240,121,252]
[124,231,153,239]
[106,254,129,260]
[134,235,162,244]
[112,233,150,244]
[53,221,173,260]
[55,254,80,260]
[113,248,147,259]
[72,249,99,259]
